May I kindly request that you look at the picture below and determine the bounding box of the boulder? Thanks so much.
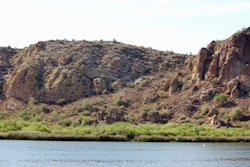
[192,48,213,82]
[93,78,107,94]
[226,79,239,94]
[239,78,250,92]
[104,116,115,124]
[199,88,217,101]
[97,111,107,121]
[169,77,180,95]
[131,62,147,73]
[230,86,240,98]
[206,107,218,117]
[148,112,161,123]
[211,114,218,126]
[162,79,170,91]
[185,105,198,117]
[134,77,149,86]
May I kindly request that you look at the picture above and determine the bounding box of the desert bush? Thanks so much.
[81,110,91,116]
[124,112,137,123]
[211,77,220,84]
[28,97,38,106]
[114,97,128,106]
[0,111,10,119]
[82,100,94,111]
[213,93,228,104]
[200,104,211,115]
[191,111,203,119]
[59,119,72,127]
[230,107,243,121]
[142,105,154,112]
[181,83,190,91]
[157,90,168,98]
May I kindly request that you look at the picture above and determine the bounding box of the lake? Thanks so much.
[0,140,249,167]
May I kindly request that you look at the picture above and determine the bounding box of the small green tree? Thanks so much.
[213,93,228,104]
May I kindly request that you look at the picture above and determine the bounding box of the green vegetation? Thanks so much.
[114,97,128,106]
[211,77,220,84]
[0,119,250,142]
[200,104,211,115]
[213,93,228,104]
[0,97,249,142]
[181,83,190,91]
[230,107,243,121]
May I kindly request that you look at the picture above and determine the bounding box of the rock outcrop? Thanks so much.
[193,27,250,98]
[193,27,250,84]
[0,47,17,96]
[1,40,186,104]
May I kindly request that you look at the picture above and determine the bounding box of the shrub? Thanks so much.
[230,107,243,121]
[56,98,66,105]
[82,101,94,111]
[59,119,72,127]
[157,90,168,98]
[24,122,50,133]
[181,83,190,91]
[211,77,220,84]
[159,110,173,119]
[0,111,10,119]
[114,97,128,106]
[200,105,211,115]
[213,93,228,104]
[28,98,38,106]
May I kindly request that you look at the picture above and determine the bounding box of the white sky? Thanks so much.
[0,0,249,54]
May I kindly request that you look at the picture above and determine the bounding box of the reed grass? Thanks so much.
[0,120,250,142]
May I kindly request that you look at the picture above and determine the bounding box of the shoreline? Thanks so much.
[1,132,250,142]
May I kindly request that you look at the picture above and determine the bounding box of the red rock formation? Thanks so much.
[193,27,250,84]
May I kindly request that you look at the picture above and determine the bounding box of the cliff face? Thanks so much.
[193,27,250,98]
[0,47,17,96]
[193,27,250,83]
[2,40,186,104]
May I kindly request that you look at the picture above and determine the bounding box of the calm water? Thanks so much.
[0,140,249,167]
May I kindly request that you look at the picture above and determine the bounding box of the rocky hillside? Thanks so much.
[0,27,250,128]
[2,40,185,104]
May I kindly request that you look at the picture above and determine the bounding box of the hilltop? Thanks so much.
[0,27,250,137]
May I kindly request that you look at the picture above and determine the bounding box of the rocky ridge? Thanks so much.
[1,40,186,104]
[0,27,250,127]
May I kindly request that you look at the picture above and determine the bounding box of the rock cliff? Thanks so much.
[193,27,250,83]
[193,27,250,98]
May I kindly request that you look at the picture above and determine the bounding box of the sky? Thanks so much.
[0,0,249,54]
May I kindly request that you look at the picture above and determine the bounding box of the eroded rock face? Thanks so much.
[0,47,17,96]
[193,27,250,84]
[2,40,187,103]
